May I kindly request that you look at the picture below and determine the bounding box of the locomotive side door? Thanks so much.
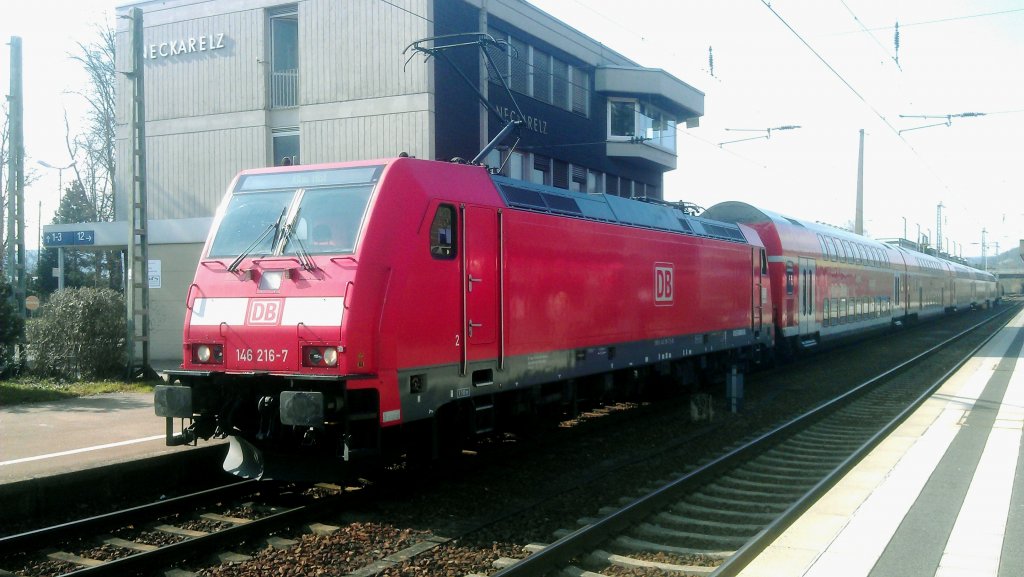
[460,205,500,375]
[798,257,817,335]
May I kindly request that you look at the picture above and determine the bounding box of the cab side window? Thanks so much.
[429,204,457,259]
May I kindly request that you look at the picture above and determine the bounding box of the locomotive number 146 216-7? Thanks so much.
[236,348,289,363]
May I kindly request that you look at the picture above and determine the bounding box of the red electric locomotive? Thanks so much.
[157,157,774,479]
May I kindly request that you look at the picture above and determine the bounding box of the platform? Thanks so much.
[739,307,1024,577]
[0,392,188,484]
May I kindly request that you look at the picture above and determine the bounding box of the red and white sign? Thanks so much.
[654,263,674,305]
[247,298,284,326]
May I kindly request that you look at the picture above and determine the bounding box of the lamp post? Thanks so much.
[37,160,75,290]
[37,160,75,201]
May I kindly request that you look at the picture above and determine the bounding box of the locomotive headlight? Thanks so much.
[303,346,339,367]
[193,344,223,364]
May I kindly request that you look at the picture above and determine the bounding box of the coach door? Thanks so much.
[460,205,501,376]
[753,248,766,335]
[798,257,817,335]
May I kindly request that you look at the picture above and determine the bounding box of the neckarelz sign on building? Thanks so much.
[144,33,227,59]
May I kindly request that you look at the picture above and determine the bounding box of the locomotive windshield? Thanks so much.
[208,165,383,258]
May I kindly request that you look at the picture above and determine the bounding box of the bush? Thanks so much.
[0,284,25,377]
[26,288,126,380]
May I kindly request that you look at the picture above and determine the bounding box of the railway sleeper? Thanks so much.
[685,491,790,514]
[750,453,842,471]
[653,511,764,535]
[614,534,734,559]
[45,551,104,568]
[589,549,714,575]
[755,452,845,470]
[801,423,875,436]
[669,501,778,525]
[715,474,809,495]
[698,483,804,502]
[633,522,751,550]
[724,467,823,484]
[782,436,866,452]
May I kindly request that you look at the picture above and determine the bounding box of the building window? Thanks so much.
[485,28,509,83]
[531,155,551,185]
[607,98,676,152]
[606,176,619,196]
[533,50,551,104]
[553,159,568,189]
[484,30,590,118]
[504,150,526,180]
[571,66,589,116]
[273,128,299,166]
[570,165,586,192]
[610,100,635,137]
[509,37,529,94]
[586,170,600,194]
[551,58,569,109]
[269,6,299,109]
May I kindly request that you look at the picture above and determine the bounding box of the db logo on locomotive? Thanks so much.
[654,263,674,305]
[247,298,284,326]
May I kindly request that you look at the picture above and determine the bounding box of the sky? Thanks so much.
[2,0,1023,258]
[1,0,117,252]
[527,0,1024,260]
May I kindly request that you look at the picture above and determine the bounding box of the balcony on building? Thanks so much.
[596,66,704,171]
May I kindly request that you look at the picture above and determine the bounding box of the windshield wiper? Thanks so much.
[276,207,317,272]
[227,207,287,272]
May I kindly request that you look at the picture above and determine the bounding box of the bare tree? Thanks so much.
[52,21,121,290]
[67,22,116,224]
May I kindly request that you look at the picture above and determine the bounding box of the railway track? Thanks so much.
[3,307,1015,577]
[0,478,353,576]
[488,305,1018,577]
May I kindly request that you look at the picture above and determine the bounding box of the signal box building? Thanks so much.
[98,0,704,362]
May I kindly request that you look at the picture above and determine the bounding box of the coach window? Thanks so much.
[785,261,795,295]
[429,205,456,260]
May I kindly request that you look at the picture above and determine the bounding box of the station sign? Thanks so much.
[43,230,95,247]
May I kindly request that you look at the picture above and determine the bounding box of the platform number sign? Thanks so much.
[43,230,95,247]
[654,263,674,306]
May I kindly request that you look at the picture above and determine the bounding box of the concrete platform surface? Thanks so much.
[0,392,184,484]
[739,307,1024,577]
